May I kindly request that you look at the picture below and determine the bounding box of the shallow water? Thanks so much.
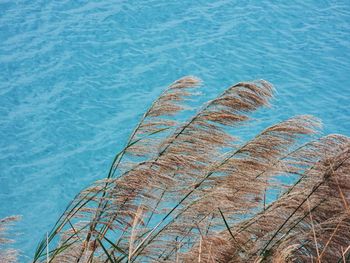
[0,0,349,260]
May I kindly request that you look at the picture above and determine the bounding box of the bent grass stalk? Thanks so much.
[25,77,350,263]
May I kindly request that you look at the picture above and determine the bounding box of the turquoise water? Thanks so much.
[0,0,349,260]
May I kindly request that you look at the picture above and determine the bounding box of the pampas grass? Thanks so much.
[0,216,20,263]
[6,77,349,262]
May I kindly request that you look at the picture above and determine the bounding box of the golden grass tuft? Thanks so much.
[11,76,348,263]
[0,216,20,263]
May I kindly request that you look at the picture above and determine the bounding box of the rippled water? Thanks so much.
[0,0,349,260]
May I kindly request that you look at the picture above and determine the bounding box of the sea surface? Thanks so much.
[0,0,349,260]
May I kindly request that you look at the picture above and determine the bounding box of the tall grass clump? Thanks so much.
[0,216,20,263]
[25,77,350,262]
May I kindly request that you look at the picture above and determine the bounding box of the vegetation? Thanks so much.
[0,216,20,263]
[2,77,350,262]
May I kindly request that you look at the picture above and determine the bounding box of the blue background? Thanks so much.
[0,0,349,260]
